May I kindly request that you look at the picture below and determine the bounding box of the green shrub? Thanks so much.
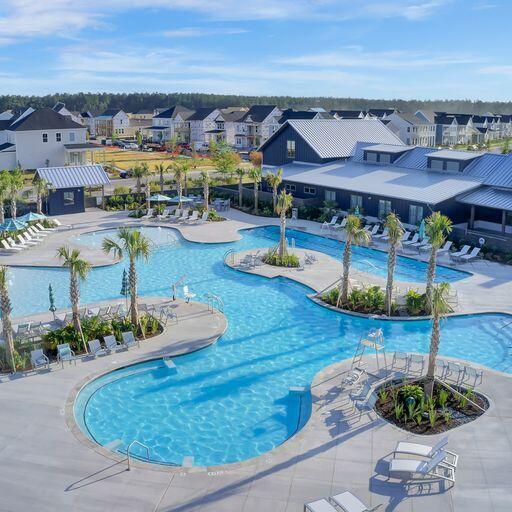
[263,251,300,268]
[113,186,130,195]
[437,389,449,409]
[399,384,424,403]
[405,289,426,316]
[208,210,225,222]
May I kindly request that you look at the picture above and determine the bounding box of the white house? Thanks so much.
[188,107,221,148]
[205,108,247,146]
[80,111,96,137]
[52,102,84,126]
[234,105,282,149]
[94,109,130,138]
[386,112,436,147]
[0,108,101,170]
[149,105,194,143]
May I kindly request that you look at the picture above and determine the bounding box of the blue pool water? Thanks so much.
[9,226,510,467]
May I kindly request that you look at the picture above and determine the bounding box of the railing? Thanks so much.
[171,274,187,300]
[126,440,150,470]
[223,249,235,266]
[204,292,224,313]
[434,377,486,413]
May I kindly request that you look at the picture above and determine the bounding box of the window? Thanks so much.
[325,190,336,202]
[365,151,378,163]
[446,161,460,172]
[350,194,363,210]
[56,133,61,142]
[430,159,444,170]
[409,204,424,225]
[63,191,75,206]
[286,140,296,159]
[380,153,391,164]
[236,137,242,145]
[69,132,75,142]
[378,199,392,219]
[304,186,316,195]
[285,183,296,192]
[42,133,48,143]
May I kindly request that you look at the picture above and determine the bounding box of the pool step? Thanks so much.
[182,456,194,467]
[289,385,310,395]
[163,356,177,373]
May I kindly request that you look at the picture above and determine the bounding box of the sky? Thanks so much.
[1,0,512,100]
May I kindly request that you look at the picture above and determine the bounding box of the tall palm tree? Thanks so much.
[200,171,210,211]
[57,246,90,353]
[156,162,166,193]
[0,170,10,223]
[132,164,145,199]
[33,176,50,214]
[337,215,371,307]
[181,160,191,196]
[276,189,293,258]
[0,265,15,371]
[265,169,283,213]
[425,282,452,397]
[425,212,452,311]
[384,212,404,316]
[140,163,151,211]
[170,161,185,207]
[248,167,262,215]
[7,167,24,220]
[235,167,245,207]
[102,228,151,328]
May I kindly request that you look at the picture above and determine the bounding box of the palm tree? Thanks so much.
[0,170,10,223]
[7,167,24,220]
[141,163,151,210]
[337,215,371,307]
[132,165,145,199]
[265,169,283,213]
[276,190,293,258]
[200,171,210,211]
[235,167,245,207]
[248,167,262,215]
[156,162,166,193]
[33,176,50,214]
[0,266,15,371]
[102,228,151,328]
[170,161,185,207]
[425,282,452,397]
[182,160,191,196]
[57,246,90,353]
[424,212,452,311]
[384,212,404,316]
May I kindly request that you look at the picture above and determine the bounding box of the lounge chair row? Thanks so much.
[449,245,481,263]
[1,223,56,252]
[142,207,209,223]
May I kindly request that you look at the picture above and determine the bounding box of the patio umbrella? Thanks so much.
[354,205,360,217]
[120,269,129,309]
[0,218,27,231]
[149,194,173,202]
[168,195,193,203]
[48,283,57,320]
[18,212,46,223]
[418,219,426,240]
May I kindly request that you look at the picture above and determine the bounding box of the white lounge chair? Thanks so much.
[402,233,419,247]
[157,207,172,220]
[121,330,138,348]
[461,365,483,388]
[457,247,481,263]
[366,224,380,236]
[28,226,48,237]
[394,436,458,467]
[331,491,382,512]
[388,450,455,484]
[57,343,77,367]
[450,245,470,260]
[187,210,199,222]
[88,339,107,357]
[17,234,36,247]
[30,348,49,370]
[1,239,21,252]
[26,227,44,241]
[7,237,24,250]
[104,334,125,352]
[169,208,181,221]
[436,240,453,255]
[97,305,112,319]
[23,232,41,245]
[373,227,388,239]
[183,285,196,303]
[409,236,429,251]
[321,216,338,231]
[198,211,209,223]
[36,222,56,232]
[141,208,154,220]
[177,209,190,222]
[332,217,348,231]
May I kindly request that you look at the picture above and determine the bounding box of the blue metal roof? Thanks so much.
[457,187,512,211]
[463,153,512,188]
[393,147,433,170]
[35,165,110,189]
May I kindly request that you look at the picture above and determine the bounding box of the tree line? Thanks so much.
[1,92,512,115]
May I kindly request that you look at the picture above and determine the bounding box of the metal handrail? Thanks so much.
[204,292,224,313]
[223,249,235,266]
[126,440,150,470]
[434,377,486,413]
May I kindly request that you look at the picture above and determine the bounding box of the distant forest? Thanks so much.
[1,92,511,115]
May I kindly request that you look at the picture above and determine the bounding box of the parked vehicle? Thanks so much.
[124,142,139,150]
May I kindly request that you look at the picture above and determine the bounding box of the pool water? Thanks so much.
[9,226,510,467]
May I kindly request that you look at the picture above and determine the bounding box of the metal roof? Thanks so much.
[457,187,512,211]
[35,165,110,189]
[363,143,411,154]
[393,146,433,170]
[277,159,481,204]
[426,149,483,161]
[463,153,512,188]
[263,119,405,159]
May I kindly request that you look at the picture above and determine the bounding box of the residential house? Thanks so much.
[188,107,221,148]
[52,103,84,126]
[94,109,130,138]
[149,105,194,144]
[80,111,96,137]
[277,109,333,124]
[0,107,101,169]
[386,112,436,146]
[234,105,282,149]
[206,108,247,146]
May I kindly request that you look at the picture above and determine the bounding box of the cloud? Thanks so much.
[360,0,451,20]
[162,27,248,38]
[478,66,512,76]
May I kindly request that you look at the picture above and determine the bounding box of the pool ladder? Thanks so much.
[126,440,150,470]
[223,249,235,266]
[204,292,224,313]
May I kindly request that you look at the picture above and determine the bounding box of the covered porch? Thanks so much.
[64,143,104,165]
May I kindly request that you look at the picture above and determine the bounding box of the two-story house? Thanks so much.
[0,107,101,169]
[149,105,194,143]
[94,109,130,138]
[206,108,248,146]
[234,105,282,149]
[188,107,221,148]
[386,112,436,147]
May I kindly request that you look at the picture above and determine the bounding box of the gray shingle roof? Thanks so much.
[266,119,405,159]
[457,187,512,211]
[8,108,84,131]
[35,165,110,189]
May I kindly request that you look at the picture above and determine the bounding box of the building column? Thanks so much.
[502,210,506,234]
[102,185,105,210]
[469,204,475,229]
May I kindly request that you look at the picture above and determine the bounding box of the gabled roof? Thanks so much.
[96,108,125,118]
[331,110,364,119]
[0,142,15,152]
[367,108,395,117]
[277,110,318,124]
[463,153,512,188]
[7,108,84,131]
[260,119,405,159]
[154,105,194,120]
[393,112,431,125]
[187,107,218,121]
[35,165,110,189]
[240,105,278,123]
[457,187,512,211]
[218,109,246,122]
[52,102,66,112]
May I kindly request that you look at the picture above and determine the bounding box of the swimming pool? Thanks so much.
[10,226,509,467]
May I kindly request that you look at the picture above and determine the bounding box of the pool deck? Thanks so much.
[0,208,511,511]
